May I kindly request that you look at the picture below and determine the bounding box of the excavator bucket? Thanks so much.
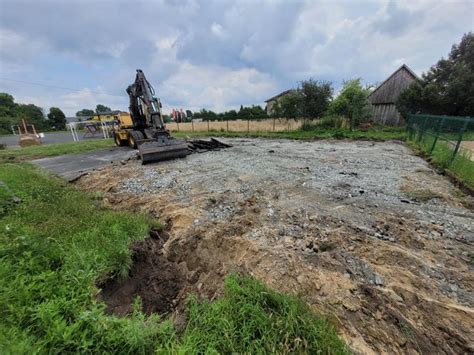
[138,138,189,164]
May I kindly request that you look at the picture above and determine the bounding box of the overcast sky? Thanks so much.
[0,0,472,116]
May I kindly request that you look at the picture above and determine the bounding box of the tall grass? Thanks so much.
[409,132,474,190]
[161,274,348,354]
[0,163,347,353]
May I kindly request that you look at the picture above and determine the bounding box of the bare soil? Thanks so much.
[77,138,474,354]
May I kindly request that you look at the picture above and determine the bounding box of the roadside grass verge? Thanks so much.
[0,139,114,163]
[174,125,406,141]
[0,163,348,353]
[408,136,474,191]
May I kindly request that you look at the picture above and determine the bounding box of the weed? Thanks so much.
[407,137,474,191]
[160,274,349,354]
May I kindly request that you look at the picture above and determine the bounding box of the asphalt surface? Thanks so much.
[32,147,137,181]
[0,132,104,147]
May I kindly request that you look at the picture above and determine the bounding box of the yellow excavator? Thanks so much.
[113,69,189,163]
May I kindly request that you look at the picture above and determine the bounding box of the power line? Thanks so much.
[0,77,124,97]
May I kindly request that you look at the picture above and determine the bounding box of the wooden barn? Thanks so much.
[369,64,419,125]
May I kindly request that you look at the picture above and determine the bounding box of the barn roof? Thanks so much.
[369,64,420,104]
[265,89,295,103]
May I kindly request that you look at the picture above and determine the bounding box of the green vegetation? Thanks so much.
[408,134,474,190]
[327,79,372,130]
[0,93,68,133]
[272,79,333,119]
[162,275,348,354]
[192,104,268,121]
[0,139,114,163]
[397,32,474,117]
[0,163,347,353]
[175,125,406,141]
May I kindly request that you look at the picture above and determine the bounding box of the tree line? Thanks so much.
[0,93,67,134]
[0,98,118,135]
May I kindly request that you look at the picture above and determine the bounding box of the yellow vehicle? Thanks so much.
[115,69,189,163]
[85,111,134,144]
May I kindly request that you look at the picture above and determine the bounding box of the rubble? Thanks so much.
[78,138,474,354]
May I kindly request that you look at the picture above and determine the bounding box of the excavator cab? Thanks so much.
[117,69,189,163]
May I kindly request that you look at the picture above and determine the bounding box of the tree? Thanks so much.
[15,103,49,130]
[396,32,474,117]
[95,104,111,114]
[299,79,333,118]
[271,80,332,119]
[47,107,67,130]
[272,92,302,118]
[328,79,372,129]
[76,109,95,117]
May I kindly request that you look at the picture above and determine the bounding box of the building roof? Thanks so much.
[368,64,420,104]
[265,89,295,103]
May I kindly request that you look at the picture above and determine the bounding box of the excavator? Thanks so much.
[113,69,189,163]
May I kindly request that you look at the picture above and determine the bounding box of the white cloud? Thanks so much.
[0,0,472,114]
[162,63,277,112]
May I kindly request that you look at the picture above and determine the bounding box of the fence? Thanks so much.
[406,114,474,166]
[166,118,303,133]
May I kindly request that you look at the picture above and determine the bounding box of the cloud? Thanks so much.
[0,0,472,115]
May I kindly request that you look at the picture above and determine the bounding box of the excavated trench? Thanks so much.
[99,229,187,317]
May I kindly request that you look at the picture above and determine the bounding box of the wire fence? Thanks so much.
[406,114,474,166]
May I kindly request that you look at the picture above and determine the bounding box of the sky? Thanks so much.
[0,0,473,116]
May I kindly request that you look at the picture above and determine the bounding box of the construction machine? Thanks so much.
[114,69,189,163]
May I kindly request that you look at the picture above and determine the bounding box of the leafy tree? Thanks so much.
[299,79,333,118]
[238,105,267,119]
[396,32,474,117]
[272,92,302,118]
[76,109,95,117]
[327,79,372,129]
[0,93,17,117]
[47,107,67,130]
[272,80,332,119]
[15,104,49,130]
[95,104,111,114]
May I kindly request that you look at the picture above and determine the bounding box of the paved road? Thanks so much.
[0,131,106,147]
[32,147,136,181]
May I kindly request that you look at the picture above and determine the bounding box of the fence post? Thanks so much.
[450,119,468,164]
[247,118,250,133]
[417,115,429,143]
[273,117,276,132]
[429,116,445,154]
[192,119,194,132]
[207,119,210,132]
[176,121,179,132]
[406,114,412,140]
[226,117,229,132]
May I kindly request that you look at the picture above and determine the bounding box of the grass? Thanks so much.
[174,125,406,141]
[0,163,348,353]
[408,133,474,191]
[0,139,114,163]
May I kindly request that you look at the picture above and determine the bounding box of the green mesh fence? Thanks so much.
[407,114,474,167]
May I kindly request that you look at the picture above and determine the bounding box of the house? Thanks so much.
[368,64,419,125]
[264,89,295,115]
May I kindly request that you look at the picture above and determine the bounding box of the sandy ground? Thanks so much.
[77,138,474,354]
